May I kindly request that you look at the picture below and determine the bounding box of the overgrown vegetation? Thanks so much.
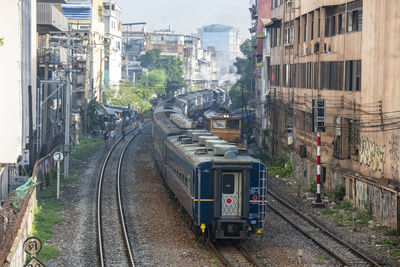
[31,137,103,262]
[255,154,293,178]
[104,49,185,111]
[320,199,373,228]
[328,186,346,202]
[376,237,400,257]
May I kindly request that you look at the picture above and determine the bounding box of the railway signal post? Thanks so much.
[312,99,326,207]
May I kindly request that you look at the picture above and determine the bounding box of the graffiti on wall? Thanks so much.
[389,135,400,179]
[359,137,386,172]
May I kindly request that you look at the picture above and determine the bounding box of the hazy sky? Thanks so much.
[114,0,252,39]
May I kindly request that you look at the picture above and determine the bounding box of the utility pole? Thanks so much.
[64,33,71,179]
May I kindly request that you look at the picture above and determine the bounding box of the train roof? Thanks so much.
[153,104,184,136]
[166,134,260,167]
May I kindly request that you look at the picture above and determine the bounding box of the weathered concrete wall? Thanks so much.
[4,189,36,267]
[291,152,398,229]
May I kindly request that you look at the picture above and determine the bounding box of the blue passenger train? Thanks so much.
[152,102,267,240]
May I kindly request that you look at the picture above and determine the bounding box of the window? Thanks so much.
[345,60,361,91]
[297,18,301,43]
[304,19,307,42]
[311,13,314,40]
[325,15,336,37]
[272,0,282,9]
[213,119,226,129]
[284,22,294,45]
[347,9,362,32]
[320,61,345,90]
[270,65,281,86]
[227,120,239,129]
[338,13,345,34]
[222,174,235,194]
[277,26,281,46]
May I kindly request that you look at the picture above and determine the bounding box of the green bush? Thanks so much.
[328,186,346,202]
[264,155,293,178]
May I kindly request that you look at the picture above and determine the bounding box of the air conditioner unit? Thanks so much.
[299,145,307,157]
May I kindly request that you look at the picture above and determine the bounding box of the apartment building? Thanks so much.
[200,24,242,79]
[121,23,147,83]
[144,29,218,92]
[62,0,105,102]
[103,0,122,91]
[0,0,37,203]
[263,0,400,230]
[250,0,272,145]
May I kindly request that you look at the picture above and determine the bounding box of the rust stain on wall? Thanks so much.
[360,137,386,173]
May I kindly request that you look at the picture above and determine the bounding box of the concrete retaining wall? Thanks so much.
[4,189,36,267]
[290,152,399,230]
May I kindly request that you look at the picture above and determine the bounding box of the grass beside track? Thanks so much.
[30,137,104,262]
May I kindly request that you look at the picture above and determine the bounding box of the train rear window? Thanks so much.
[213,119,226,129]
[227,120,239,129]
[222,174,235,194]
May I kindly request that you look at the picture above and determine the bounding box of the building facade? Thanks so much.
[0,0,37,203]
[103,0,122,92]
[250,0,272,146]
[262,0,400,230]
[121,23,147,83]
[200,24,242,80]
[62,0,105,102]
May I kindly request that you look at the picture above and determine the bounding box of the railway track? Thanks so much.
[96,127,139,267]
[208,240,259,267]
[268,190,381,267]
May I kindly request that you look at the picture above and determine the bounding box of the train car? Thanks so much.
[202,108,242,146]
[152,105,267,240]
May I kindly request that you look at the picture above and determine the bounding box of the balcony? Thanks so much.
[37,3,68,33]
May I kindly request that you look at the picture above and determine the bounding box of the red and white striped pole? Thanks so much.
[316,132,322,203]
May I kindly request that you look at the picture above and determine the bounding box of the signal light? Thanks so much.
[253,195,258,200]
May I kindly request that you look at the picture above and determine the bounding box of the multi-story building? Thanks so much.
[121,23,147,82]
[199,24,242,79]
[184,35,217,90]
[62,0,105,102]
[103,0,122,92]
[0,0,37,206]
[140,28,218,91]
[263,0,400,230]
[250,0,272,146]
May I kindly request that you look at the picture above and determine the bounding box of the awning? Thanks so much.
[262,18,281,27]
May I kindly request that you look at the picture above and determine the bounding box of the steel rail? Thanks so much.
[116,132,138,266]
[207,241,229,266]
[96,127,136,267]
[268,190,381,267]
[207,240,259,267]
[236,242,259,266]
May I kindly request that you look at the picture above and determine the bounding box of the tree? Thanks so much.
[229,39,253,110]
[160,57,185,98]
[112,82,153,111]
[138,69,167,97]
[139,50,185,99]
[103,85,117,104]
[139,49,161,70]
